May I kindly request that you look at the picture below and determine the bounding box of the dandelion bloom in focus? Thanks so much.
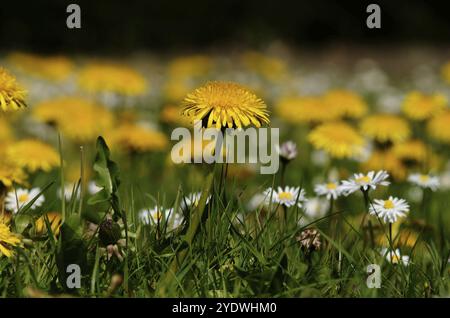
[8,52,74,82]
[32,97,114,142]
[0,67,27,111]
[360,114,410,144]
[402,91,446,121]
[323,89,368,119]
[0,221,21,258]
[427,110,450,144]
[108,123,168,153]
[369,196,409,223]
[308,121,365,159]
[6,139,59,173]
[340,170,390,195]
[181,81,269,129]
[78,63,148,96]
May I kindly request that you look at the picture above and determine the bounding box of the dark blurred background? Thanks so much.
[0,0,449,53]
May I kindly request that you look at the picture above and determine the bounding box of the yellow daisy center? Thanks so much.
[356,176,371,184]
[18,193,29,203]
[278,192,293,201]
[326,183,337,190]
[383,200,395,209]
[419,175,429,182]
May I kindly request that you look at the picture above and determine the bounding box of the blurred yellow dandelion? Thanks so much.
[323,89,368,119]
[35,212,62,237]
[427,110,450,144]
[308,121,365,159]
[361,150,407,180]
[6,139,59,172]
[392,140,428,164]
[276,96,337,124]
[182,81,269,129]
[78,63,148,96]
[360,114,410,144]
[0,159,27,188]
[0,67,27,111]
[108,123,168,153]
[8,52,74,82]
[402,91,447,121]
[33,97,114,142]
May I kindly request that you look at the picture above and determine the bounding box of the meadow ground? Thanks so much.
[0,46,450,297]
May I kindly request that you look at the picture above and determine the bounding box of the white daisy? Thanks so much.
[369,196,409,223]
[276,141,298,161]
[340,170,390,195]
[264,186,307,208]
[58,183,80,200]
[5,188,45,214]
[246,193,270,211]
[380,248,410,265]
[88,181,103,195]
[303,197,329,220]
[182,192,211,209]
[139,206,173,225]
[408,173,440,191]
[314,181,342,200]
[169,212,184,230]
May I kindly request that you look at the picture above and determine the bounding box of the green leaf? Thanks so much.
[88,137,120,207]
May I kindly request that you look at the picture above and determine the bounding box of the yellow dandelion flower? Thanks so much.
[360,114,410,144]
[160,104,191,126]
[361,150,407,180]
[78,63,148,96]
[8,52,74,82]
[392,139,428,164]
[182,81,269,129]
[35,212,62,237]
[441,61,450,85]
[276,96,337,124]
[402,91,447,120]
[322,89,368,119]
[0,159,27,188]
[33,97,114,142]
[163,78,193,102]
[6,139,59,173]
[107,123,168,153]
[167,55,212,79]
[427,110,450,144]
[308,121,365,159]
[242,51,287,81]
[0,67,27,112]
[0,221,21,258]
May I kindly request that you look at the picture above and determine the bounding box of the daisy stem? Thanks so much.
[389,223,393,248]
[363,190,375,248]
